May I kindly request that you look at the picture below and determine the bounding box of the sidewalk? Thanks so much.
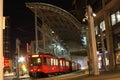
[75,69,120,80]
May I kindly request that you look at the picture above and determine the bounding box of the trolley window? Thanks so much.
[51,58,54,66]
[44,57,47,65]
[66,61,69,66]
[29,57,41,66]
[56,59,58,66]
[63,61,65,66]
[60,60,62,66]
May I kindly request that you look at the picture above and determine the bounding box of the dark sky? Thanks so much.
[4,0,73,16]
[4,0,73,30]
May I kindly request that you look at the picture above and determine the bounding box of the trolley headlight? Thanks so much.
[30,69,33,72]
[37,69,41,72]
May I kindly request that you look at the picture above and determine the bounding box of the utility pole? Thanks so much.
[16,38,20,79]
[0,0,3,79]
[87,5,99,75]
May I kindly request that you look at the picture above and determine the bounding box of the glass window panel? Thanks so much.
[66,61,69,66]
[47,58,50,65]
[60,60,62,66]
[44,57,46,65]
[51,58,54,66]
[111,14,116,26]
[116,11,120,23]
[100,21,106,31]
[95,26,98,35]
[56,59,58,66]
[29,58,41,66]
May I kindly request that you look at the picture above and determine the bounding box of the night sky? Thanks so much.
[4,0,73,31]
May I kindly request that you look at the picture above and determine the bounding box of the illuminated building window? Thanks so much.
[95,26,99,35]
[116,11,120,23]
[100,21,106,31]
[111,10,120,26]
[111,13,116,26]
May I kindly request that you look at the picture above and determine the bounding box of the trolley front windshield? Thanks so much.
[29,57,41,66]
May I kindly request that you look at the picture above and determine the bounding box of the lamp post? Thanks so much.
[19,56,25,76]
[16,38,20,78]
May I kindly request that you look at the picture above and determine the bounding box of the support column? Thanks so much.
[104,10,115,70]
[0,0,3,79]
[42,26,46,52]
[35,6,38,54]
[101,0,115,70]
[87,5,99,75]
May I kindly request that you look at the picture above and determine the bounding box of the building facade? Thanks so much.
[3,17,12,59]
[94,0,120,70]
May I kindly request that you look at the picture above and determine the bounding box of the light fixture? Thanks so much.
[18,56,25,62]
[52,31,54,34]
[93,13,96,17]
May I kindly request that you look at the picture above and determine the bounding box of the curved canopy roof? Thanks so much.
[26,3,86,55]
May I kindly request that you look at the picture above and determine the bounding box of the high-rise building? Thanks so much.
[3,17,11,59]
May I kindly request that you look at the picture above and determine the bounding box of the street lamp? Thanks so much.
[18,56,25,63]
[18,56,28,76]
[16,38,20,78]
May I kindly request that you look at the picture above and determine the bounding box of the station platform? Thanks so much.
[71,69,120,80]
[5,69,120,80]
[34,69,120,80]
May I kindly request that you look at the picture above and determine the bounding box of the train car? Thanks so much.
[59,58,65,73]
[69,61,80,72]
[58,58,70,73]
[27,53,59,77]
[27,53,80,78]
[65,60,70,73]
[49,55,59,74]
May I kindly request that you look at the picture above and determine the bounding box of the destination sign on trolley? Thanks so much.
[32,54,39,57]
